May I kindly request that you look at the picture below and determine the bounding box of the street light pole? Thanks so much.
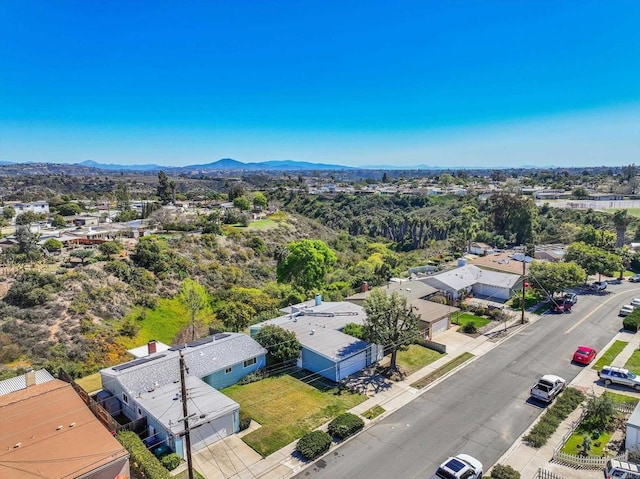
[521,258,526,325]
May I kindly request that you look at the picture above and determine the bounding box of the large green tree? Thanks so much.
[613,209,632,248]
[488,192,537,245]
[277,239,337,292]
[363,288,420,371]
[528,261,585,298]
[254,325,301,363]
[565,241,623,281]
[216,301,255,332]
[157,171,176,205]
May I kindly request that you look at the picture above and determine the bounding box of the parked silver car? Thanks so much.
[598,366,640,391]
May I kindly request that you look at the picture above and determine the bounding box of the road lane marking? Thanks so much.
[564,288,637,334]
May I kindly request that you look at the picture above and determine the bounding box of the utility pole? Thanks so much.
[179,350,195,479]
[521,257,526,325]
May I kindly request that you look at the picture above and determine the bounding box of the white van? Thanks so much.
[605,459,640,478]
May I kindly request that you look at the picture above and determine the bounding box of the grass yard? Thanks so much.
[362,405,385,420]
[75,373,102,393]
[246,219,280,230]
[119,297,211,348]
[395,344,446,375]
[624,349,640,375]
[604,391,640,405]
[411,352,474,389]
[222,373,366,457]
[592,340,629,371]
[561,427,612,456]
[451,312,491,329]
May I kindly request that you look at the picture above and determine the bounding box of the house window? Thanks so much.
[243,358,256,368]
[122,393,129,404]
[225,367,232,374]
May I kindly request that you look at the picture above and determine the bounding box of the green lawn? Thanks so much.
[119,297,212,348]
[222,373,367,456]
[395,344,446,375]
[592,341,629,372]
[609,208,640,218]
[411,352,474,389]
[624,349,640,375]
[362,405,385,420]
[561,427,612,456]
[451,312,491,328]
[75,373,102,393]
[604,391,640,405]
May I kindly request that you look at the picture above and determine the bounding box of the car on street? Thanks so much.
[530,374,566,403]
[590,281,608,291]
[619,305,635,317]
[629,274,640,283]
[552,301,572,314]
[433,454,483,479]
[572,346,597,365]
[563,293,578,304]
[598,366,640,391]
[631,298,640,308]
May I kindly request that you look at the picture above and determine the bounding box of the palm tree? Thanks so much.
[613,210,632,249]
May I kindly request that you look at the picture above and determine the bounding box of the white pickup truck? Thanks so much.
[530,374,566,403]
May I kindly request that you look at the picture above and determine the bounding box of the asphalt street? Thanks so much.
[295,282,640,479]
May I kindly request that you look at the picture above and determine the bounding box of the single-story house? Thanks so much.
[346,279,457,339]
[0,373,130,479]
[468,242,495,256]
[419,264,522,302]
[468,251,529,275]
[534,244,566,262]
[100,332,266,457]
[250,297,383,382]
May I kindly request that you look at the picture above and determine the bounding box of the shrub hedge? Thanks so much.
[327,413,364,440]
[239,411,252,431]
[116,431,171,479]
[296,430,332,460]
[523,387,585,448]
[623,309,640,332]
[160,453,181,471]
[489,464,521,479]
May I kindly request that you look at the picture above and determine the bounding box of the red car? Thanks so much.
[573,346,597,365]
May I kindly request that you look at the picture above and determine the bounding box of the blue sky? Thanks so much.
[1,1,639,168]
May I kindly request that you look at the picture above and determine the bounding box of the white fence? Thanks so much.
[533,468,567,479]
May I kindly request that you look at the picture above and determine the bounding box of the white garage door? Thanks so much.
[474,284,509,301]
[190,414,234,452]
[337,351,367,381]
[431,317,448,336]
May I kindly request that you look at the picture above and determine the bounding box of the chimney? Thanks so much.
[148,340,157,355]
[361,281,369,293]
[25,369,36,388]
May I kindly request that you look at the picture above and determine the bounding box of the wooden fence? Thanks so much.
[58,368,147,435]
[533,468,567,479]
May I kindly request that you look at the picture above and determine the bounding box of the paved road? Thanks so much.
[296,283,640,479]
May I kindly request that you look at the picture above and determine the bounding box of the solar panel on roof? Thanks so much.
[168,344,187,351]
[112,354,167,371]
[187,337,214,348]
[213,333,230,340]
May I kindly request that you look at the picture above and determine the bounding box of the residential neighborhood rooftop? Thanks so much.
[101,333,266,396]
[0,368,54,396]
[136,375,239,436]
[0,379,129,479]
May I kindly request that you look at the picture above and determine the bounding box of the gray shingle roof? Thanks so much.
[101,333,266,395]
[423,265,520,291]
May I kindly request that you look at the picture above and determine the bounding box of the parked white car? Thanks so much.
[619,305,635,317]
[530,374,566,403]
[598,366,640,391]
[631,298,640,307]
[433,454,483,479]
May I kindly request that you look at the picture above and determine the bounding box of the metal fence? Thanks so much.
[533,468,567,479]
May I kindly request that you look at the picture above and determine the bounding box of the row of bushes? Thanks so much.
[116,431,172,479]
[296,413,365,460]
[523,387,585,448]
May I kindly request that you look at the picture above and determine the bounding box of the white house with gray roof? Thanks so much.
[250,297,383,382]
[420,264,521,301]
[100,332,266,457]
